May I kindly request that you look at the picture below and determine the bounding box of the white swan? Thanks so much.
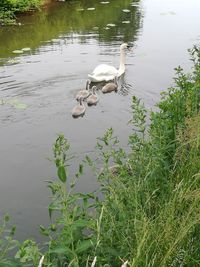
[71,97,86,118]
[88,43,129,83]
[87,86,99,106]
[102,77,118,93]
[76,80,90,101]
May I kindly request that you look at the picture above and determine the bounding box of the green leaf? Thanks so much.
[48,203,55,219]
[57,165,67,183]
[71,219,90,230]
[50,246,66,254]
[0,259,21,267]
[75,239,93,254]
[107,247,119,256]
[48,200,63,219]
[85,155,93,167]
[39,225,49,236]
[50,245,73,256]
[4,214,10,222]
[79,164,83,174]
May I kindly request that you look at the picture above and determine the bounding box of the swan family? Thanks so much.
[71,79,118,118]
[71,43,129,118]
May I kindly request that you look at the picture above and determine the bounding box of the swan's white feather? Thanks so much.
[88,74,115,82]
[91,64,118,75]
[88,43,128,83]
[88,64,118,82]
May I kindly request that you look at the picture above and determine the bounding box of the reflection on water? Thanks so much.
[0,0,142,241]
[0,0,142,60]
[0,0,200,240]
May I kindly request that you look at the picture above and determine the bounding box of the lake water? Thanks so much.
[0,0,200,240]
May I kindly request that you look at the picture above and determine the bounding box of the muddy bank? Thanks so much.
[42,0,57,8]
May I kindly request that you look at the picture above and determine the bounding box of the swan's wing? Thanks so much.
[91,64,118,76]
[88,74,115,82]
[88,64,118,82]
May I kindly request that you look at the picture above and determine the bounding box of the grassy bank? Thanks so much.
[1,46,200,267]
[0,0,43,25]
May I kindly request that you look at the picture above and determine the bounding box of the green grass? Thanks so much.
[0,46,200,266]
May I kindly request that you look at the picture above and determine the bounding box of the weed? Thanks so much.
[0,46,200,266]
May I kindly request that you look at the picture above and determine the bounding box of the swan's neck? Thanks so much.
[86,80,90,90]
[92,87,96,94]
[118,49,126,76]
[114,77,118,86]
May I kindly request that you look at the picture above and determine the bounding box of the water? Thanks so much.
[0,0,200,240]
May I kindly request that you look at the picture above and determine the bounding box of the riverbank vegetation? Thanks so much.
[1,46,200,266]
[0,0,42,25]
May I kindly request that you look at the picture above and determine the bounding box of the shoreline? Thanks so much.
[0,0,56,26]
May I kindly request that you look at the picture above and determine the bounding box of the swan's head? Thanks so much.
[120,43,129,51]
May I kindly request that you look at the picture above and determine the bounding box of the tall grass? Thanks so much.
[95,46,200,266]
[0,46,200,266]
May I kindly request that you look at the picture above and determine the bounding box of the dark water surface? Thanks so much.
[0,0,200,240]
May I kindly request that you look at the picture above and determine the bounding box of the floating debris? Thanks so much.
[22,47,31,52]
[8,99,28,110]
[131,3,139,7]
[51,39,60,42]
[106,23,116,27]
[12,50,23,54]
[0,99,6,105]
[104,27,110,30]
[87,7,95,11]
[122,9,131,13]
[122,20,130,24]
[7,59,20,64]
[77,8,84,11]
[100,1,110,4]
[0,98,28,110]
[93,26,99,30]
